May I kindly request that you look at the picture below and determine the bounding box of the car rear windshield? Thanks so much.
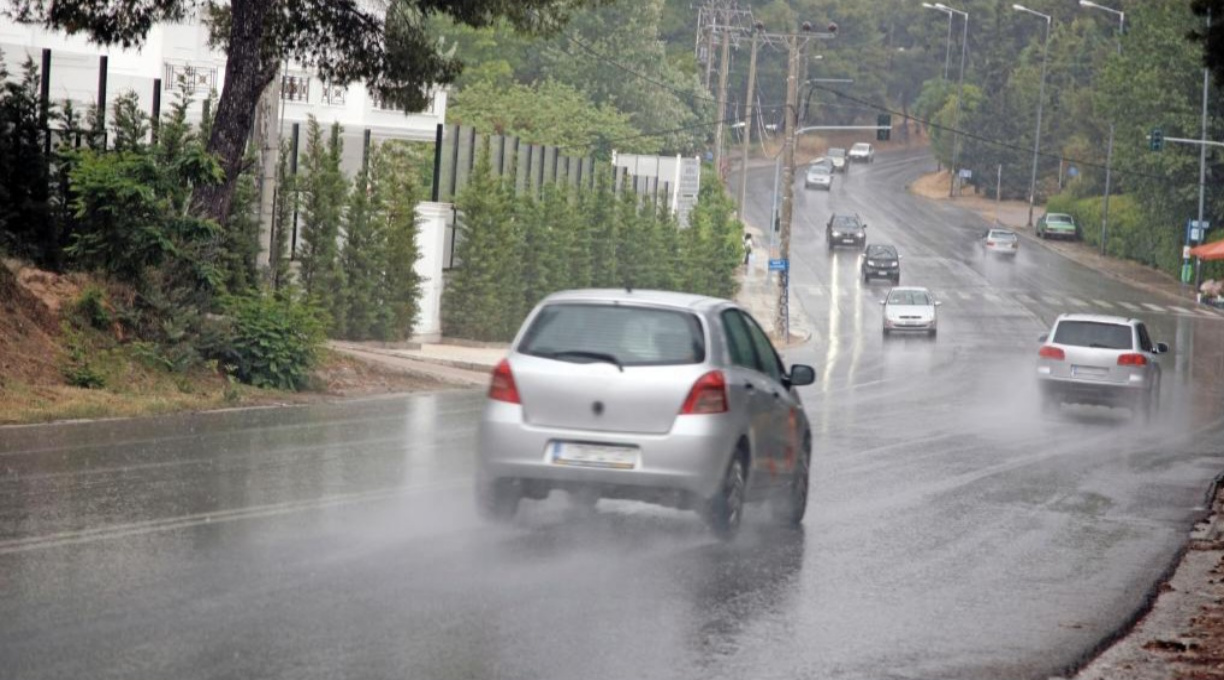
[809,164,831,174]
[832,215,862,230]
[990,231,1018,241]
[518,303,706,366]
[1047,214,1074,224]
[867,245,897,258]
[852,144,870,151]
[888,290,930,305]
[1052,321,1133,350]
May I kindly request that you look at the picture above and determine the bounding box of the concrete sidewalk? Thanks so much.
[739,221,815,348]
[328,341,495,386]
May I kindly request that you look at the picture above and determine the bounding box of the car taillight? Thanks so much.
[987,240,996,246]
[680,371,728,415]
[1117,353,1148,366]
[1039,346,1065,361]
[488,359,521,403]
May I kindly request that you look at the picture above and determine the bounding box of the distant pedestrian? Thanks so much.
[743,233,754,268]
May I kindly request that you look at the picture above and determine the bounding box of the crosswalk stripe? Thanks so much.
[1015,293,1036,304]
[1141,303,1165,312]
[957,291,973,300]
[1092,299,1113,308]
[1116,301,1141,311]
[1171,306,1196,315]
[1065,297,1087,306]
[983,292,1002,303]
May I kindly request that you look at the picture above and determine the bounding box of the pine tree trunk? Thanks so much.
[193,0,277,225]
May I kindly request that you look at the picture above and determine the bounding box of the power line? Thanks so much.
[805,82,1215,190]
[561,33,719,106]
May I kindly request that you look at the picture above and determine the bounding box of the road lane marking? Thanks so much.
[983,292,1002,303]
[956,291,973,300]
[1142,303,1166,312]
[0,481,468,555]
[1117,301,1141,311]
[1092,300,1113,308]
[1171,306,1197,315]
[1065,297,1087,306]
[1015,293,1036,304]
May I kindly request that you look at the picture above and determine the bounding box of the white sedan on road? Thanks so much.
[849,142,875,163]
[881,287,941,337]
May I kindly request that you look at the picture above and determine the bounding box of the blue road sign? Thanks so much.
[1067,166,1079,177]
[769,259,789,271]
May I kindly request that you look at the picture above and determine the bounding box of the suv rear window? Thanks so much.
[1052,321,1133,350]
[518,303,706,366]
[989,231,1017,241]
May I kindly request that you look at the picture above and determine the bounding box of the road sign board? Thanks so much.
[769,259,789,271]
[958,168,972,179]
[1067,166,1079,177]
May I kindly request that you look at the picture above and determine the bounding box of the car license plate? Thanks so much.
[1071,365,1109,378]
[549,442,639,470]
[842,239,855,244]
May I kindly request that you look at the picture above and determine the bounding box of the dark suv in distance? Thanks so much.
[861,244,900,283]
[827,214,867,250]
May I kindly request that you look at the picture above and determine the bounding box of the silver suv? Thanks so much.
[476,289,816,539]
[1036,313,1168,420]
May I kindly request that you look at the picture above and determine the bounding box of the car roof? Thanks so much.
[852,142,871,148]
[1056,312,1138,325]
[541,288,728,312]
[989,228,1017,235]
[1046,213,1073,219]
[866,244,897,254]
[888,286,932,294]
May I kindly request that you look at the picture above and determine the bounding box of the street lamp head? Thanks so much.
[1012,4,1027,11]
[801,20,813,32]
[1079,0,1097,6]
[754,20,764,31]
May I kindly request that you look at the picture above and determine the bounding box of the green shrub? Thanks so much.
[217,292,326,391]
[74,285,112,330]
[60,324,107,389]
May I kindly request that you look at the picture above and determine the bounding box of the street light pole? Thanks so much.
[1080,0,1124,256]
[943,11,953,80]
[777,35,804,341]
[937,3,968,199]
[1014,4,1052,228]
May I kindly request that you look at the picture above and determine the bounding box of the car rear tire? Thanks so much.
[707,454,747,541]
[476,474,521,523]
[772,439,811,526]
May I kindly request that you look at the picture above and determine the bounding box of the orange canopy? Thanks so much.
[1191,239,1224,261]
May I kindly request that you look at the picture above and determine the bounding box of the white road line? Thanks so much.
[983,292,1002,303]
[1142,303,1166,312]
[1015,294,1036,304]
[957,291,973,300]
[1065,297,1087,306]
[1171,306,1197,315]
[1116,301,1141,311]
[1092,299,1114,308]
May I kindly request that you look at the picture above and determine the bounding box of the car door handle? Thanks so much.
[771,391,781,399]
[744,382,756,391]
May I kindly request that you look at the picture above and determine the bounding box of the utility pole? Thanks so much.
[713,7,733,174]
[776,37,802,341]
[1194,8,1211,296]
[738,22,762,211]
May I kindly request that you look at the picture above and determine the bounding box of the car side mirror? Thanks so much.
[879,300,887,306]
[1039,333,1049,343]
[788,364,816,387]
[935,301,942,307]
[1156,342,1170,354]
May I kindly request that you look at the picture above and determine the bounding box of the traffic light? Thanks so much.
[877,114,891,141]
[1150,128,1164,152]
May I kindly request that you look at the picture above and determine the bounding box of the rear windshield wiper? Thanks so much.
[543,350,625,372]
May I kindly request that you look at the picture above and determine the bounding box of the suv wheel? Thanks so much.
[771,438,811,526]
[476,474,521,523]
[707,454,747,540]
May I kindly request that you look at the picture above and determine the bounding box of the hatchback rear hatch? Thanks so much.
[509,302,712,435]
[1048,320,1135,384]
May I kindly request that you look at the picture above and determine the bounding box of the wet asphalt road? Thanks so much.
[5,151,1224,680]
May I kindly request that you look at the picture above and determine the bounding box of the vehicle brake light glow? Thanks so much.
[488,359,521,403]
[1117,353,1148,366]
[987,240,996,247]
[680,371,728,415]
[1039,346,1065,361]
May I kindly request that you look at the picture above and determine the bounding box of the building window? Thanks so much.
[322,82,346,106]
[370,89,398,112]
[163,63,216,93]
[281,73,310,102]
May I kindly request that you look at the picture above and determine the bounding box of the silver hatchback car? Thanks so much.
[476,289,816,539]
[1036,313,1168,420]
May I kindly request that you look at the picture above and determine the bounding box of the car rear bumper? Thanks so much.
[986,244,1018,255]
[477,401,739,501]
[864,267,899,277]
[806,180,832,189]
[830,236,865,247]
[1042,230,1078,239]
[1038,376,1147,406]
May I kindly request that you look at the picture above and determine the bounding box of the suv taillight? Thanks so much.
[680,371,728,415]
[1039,346,1065,361]
[1117,353,1148,366]
[488,359,521,403]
